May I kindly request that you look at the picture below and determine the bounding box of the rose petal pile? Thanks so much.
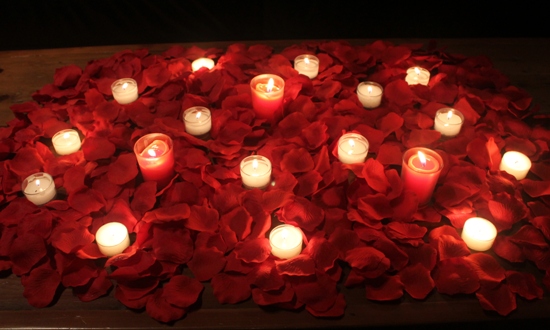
[1,40,549,322]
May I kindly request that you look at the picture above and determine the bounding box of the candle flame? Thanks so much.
[367,85,373,94]
[148,149,156,157]
[196,111,202,120]
[35,179,40,187]
[447,111,453,120]
[414,67,421,75]
[252,159,259,170]
[304,57,310,65]
[418,151,427,167]
[266,78,274,93]
[63,132,70,139]
[122,82,128,90]
[347,139,355,155]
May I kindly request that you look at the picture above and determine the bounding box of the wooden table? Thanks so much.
[1,38,550,329]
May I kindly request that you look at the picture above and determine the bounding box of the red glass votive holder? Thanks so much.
[401,147,443,205]
[133,133,175,188]
[250,74,285,121]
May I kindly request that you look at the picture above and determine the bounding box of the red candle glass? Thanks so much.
[133,133,175,188]
[401,147,443,205]
[250,74,285,121]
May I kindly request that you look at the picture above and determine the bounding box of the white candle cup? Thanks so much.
[22,172,56,205]
[337,133,369,164]
[461,217,497,251]
[356,81,383,109]
[111,78,138,104]
[52,129,82,155]
[433,108,464,137]
[294,54,320,79]
[269,224,303,259]
[405,67,430,86]
[183,106,212,137]
[95,222,131,257]
[191,57,215,72]
[499,151,532,180]
[240,155,272,189]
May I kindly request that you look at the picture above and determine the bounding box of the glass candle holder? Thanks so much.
[240,155,272,189]
[461,217,497,251]
[250,74,285,121]
[95,222,131,257]
[52,129,82,155]
[183,106,212,137]
[269,224,303,259]
[401,147,443,205]
[294,54,320,79]
[111,78,138,104]
[337,133,369,164]
[22,172,56,205]
[405,67,430,86]
[192,58,215,72]
[356,81,383,109]
[133,133,175,188]
[433,108,464,137]
[499,151,531,180]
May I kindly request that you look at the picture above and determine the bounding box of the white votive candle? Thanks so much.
[95,222,131,257]
[111,78,138,104]
[52,129,82,155]
[337,133,369,164]
[294,54,320,79]
[22,172,56,205]
[499,151,532,180]
[356,81,383,109]
[461,217,497,251]
[269,224,303,259]
[433,108,464,137]
[240,155,272,189]
[192,58,215,72]
[405,67,430,86]
[183,106,212,136]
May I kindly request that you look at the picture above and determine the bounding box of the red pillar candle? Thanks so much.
[250,74,285,121]
[133,133,175,188]
[401,147,443,205]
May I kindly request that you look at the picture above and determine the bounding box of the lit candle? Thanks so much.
[95,222,131,257]
[405,67,430,86]
[133,133,175,188]
[51,129,82,155]
[499,151,532,180]
[337,133,369,164]
[269,224,303,259]
[183,106,212,137]
[294,54,320,79]
[356,81,383,109]
[240,155,272,189]
[461,217,497,251]
[433,108,464,137]
[250,74,285,121]
[401,147,443,205]
[111,78,138,104]
[191,57,215,72]
[22,172,56,205]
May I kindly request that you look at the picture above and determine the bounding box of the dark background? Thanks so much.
[1,1,548,51]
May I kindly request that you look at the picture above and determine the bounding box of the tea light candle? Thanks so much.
[183,106,212,136]
[133,133,175,188]
[356,81,383,109]
[337,133,369,164]
[240,155,272,189]
[401,147,443,205]
[499,151,532,180]
[433,108,464,137]
[192,57,215,72]
[461,217,497,251]
[269,224,303,259]
[95,222,131,257]
[250,74,285,121]
[111,78,138,104]
[52,129,82,155]
[22,172,56,205]
[405,67,430,86]
[294,54,320,79]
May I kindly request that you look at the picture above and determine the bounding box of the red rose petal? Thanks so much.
[211,272,251,304]
[8,233,47,275]
[22,267,62,308]
[438,234,471,260]
[142,203,190,224]
[280,148,315,173]
[433,257,479,295]
[293,273,338,311]
[365,275,404,301]
[74,270,113,302]
[505,270,543,300]
[131,181,158,213]
[465,253,506,289]
[275,254,316,276]
[220,206,252,241]
[400,263,434,299]
[146,289,186,323]
[233,238,271,264]
[186,204,219,233]
[509,225,548,250]
[306,293,346,318]
[252,282,295,306]
[357,193,393,221]
[81,137,116,161]
[302,235,339,272]
[107,153,138,185]
[345,246,390,278]
[522,179,550,198]
[361,158,390,193]
[68,187,106,214]
[475,284,516,316]
[163,275,204,308]
[492,236,525,263]
[152,226,193,264]
[277,196,324,232]
[187,247,226,281]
